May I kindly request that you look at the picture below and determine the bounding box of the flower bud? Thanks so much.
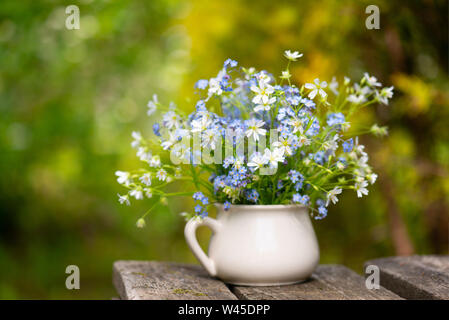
[136,218,146,228]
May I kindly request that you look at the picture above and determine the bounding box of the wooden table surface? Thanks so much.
[365,255,449,300]
[113,255,448,300]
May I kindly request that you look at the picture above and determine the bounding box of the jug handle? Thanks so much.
[184,217,221,277]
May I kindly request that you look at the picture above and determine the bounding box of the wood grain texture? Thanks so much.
[365,255,449,300]
[230,265,402,300]
[113,260,237,300]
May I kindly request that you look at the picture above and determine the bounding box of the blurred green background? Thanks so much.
[0,0,448,299]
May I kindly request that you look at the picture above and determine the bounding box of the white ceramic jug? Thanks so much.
[184,204,320,286]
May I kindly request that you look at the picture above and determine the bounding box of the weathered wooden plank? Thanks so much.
[365,255,449,300]
[230,265,402,300]
[113,260,237,300]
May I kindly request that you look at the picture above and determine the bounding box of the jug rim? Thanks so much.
[214,203,307,211]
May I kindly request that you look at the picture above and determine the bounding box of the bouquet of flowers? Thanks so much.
[115,50,393,227]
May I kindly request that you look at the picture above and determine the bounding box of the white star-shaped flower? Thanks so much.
[115,171,131,185]
[263,147,285,168]
[130,188,144,200]
[163,111,180,129]
[245,119,266,141]
[139,173,152,186]
[284,50,303,61]
[147,94,158,116]
[251,81,275,105]
[156,168,167,181]
[247,152,267,171]
[254,96,276,112]
[363,72,382,87]
[326,187,342,206]
[117,194,130,205]
[355,180,369,198]
[208,78,223,96]
[305,78,328,100]
[376,86,394,105]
